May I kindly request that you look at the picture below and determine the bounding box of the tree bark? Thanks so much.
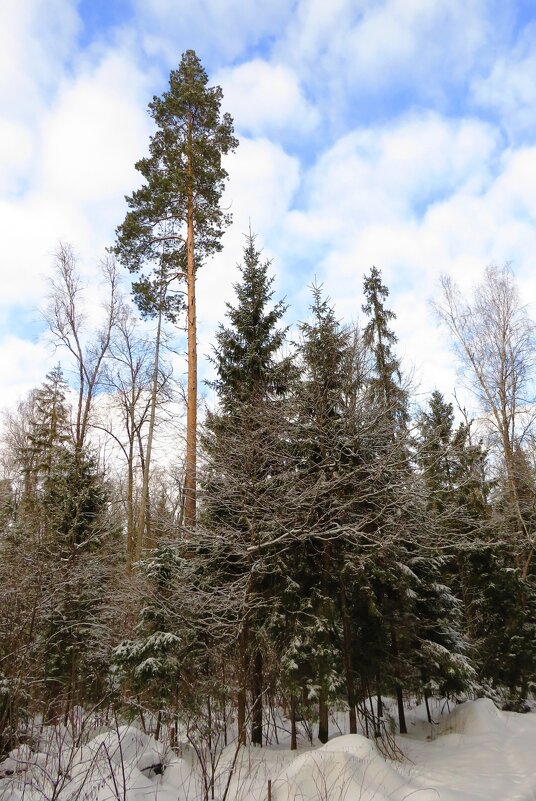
[237,628,247,745]
[251,650,263,746]
[376,676,383,721]
[136,304,162,557]
[290,694,297,751]
[390,626,407,734]
[126,435,134,570]
[424,687,432,724]
[184,117,197,531]
[339,581,357,733]
[395,685,407,734]
[318,691,329,743]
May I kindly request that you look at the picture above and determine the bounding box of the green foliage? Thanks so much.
[115,49,238,321]
[362,266,408,425]
[112,547,185,704]
[210,231,290,407]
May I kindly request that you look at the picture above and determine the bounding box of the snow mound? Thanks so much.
[74,724,165,773]
[0,725,168,801]
[0,745,37,777]
[271,734,434,801]
[320,733,376,758]
[438,698,502,736]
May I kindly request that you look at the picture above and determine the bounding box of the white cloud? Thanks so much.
[277,112,536,398]
[223,138,301,236]
[0,0,80,113]
[277,0,496,108]
[0,24,161,427]
[472,23,536,139]
[0,0,81,197]
[214,59,319,137]
[287,113,499,250]
[0,120,33,195]
[0,335,51,411]
[39,45,154,218]
[132,0,294,65]
[0,37,155,310]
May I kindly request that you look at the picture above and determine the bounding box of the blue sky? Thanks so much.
[1,0,536,412]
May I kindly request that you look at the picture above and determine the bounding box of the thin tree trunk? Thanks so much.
[395,685,407,734]
[360,676,369,739]
[290,694,297,751]
[136,304,162,558]
[237,629,247,745]
[145,493,153,551]
[424,688,432,724]
[339,581,357,734]
[270,695,279,745]
[367,682,380,737]
[318,691,329,744]
[126,435,134,570]
[251,650,263,746]
[318,537,331,745]
[390,626,407,734]
[376,678,383,721]
[184,117,197,531]
[237,688,246,746]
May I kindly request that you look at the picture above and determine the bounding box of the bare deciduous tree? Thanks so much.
[100,304,176,565]
[45,243,122,453]
[435,264,536,576]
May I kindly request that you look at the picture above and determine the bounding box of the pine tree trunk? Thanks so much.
[64,650,77,724]
[339,581,357,734]
[424,688,432,724]
[376,678,383,721]
[251,650,263,746]
[395,685,407,734]
[290,694,297,751]
[184,119,197,531]
[237,688,246,746]
[318,692,329,743]
[360,676,369,738]
[318,538,331,745]
[390,626,407,734]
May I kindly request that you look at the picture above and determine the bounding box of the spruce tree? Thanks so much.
[417,391,456,517]
[362,266,408,426]
[361,266,412,733]
[115,50,238,529]
[25,365,70,472]
[203,232,291,745]
[210,232,289,406]
[287,286,353,742]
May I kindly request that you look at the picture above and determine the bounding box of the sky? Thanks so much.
[2,0,536,416]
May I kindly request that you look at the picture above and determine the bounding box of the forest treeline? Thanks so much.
[1,50,535,762]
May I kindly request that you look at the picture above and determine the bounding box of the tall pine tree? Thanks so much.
[115,50,238,529]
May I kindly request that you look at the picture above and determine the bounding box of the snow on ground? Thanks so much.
[399,698,536,801]
[1,699,535,800]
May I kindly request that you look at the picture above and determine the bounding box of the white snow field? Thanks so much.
[1,698,535,800]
